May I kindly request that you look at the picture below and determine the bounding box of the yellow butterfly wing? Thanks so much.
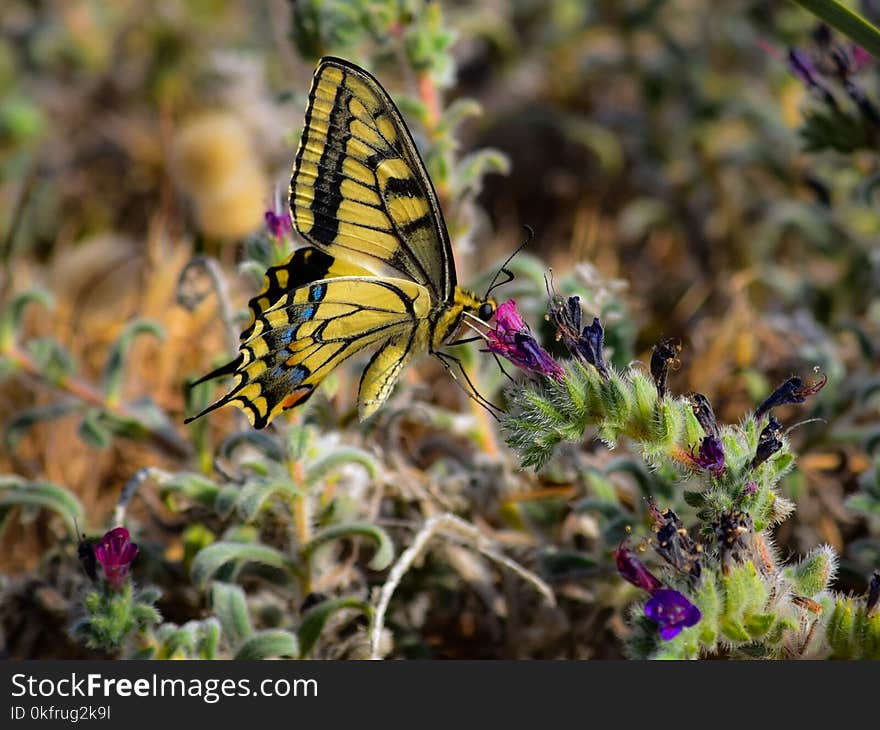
[188,275,431,427]
[291,56,456,302]
[187,56,479,428]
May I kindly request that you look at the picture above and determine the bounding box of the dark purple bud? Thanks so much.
[94,527,139,590]
[644,589,702,640]
[613,542,663,593]
[688,435,726,478]
[650,338,681,399]
[576,317,610,380]
[648,500,702,582]
[742,480,758,497]
[688,393,718,437]
[867,572,880,617]
[755,372,827,421]
[713,511,754,572]
[547,292,582,346]
[483,300,565,380]
[751,416,783,470]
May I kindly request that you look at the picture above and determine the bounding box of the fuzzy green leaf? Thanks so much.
[210,582,253,648]
[234,629,299,660]
[303,522,394,571]
[298,597,373,658]
[191,542,295,588]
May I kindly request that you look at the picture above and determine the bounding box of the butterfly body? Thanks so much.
[186,57,494,428]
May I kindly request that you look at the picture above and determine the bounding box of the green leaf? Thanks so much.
[210,582,253,648]
[303,522,394,571]
[236,480,302,523]
[102,320,164,405]
[5,402,80,450]
[305,448,379,485]
[234,629,299,660]
[0,477,84,533]
[219,431,284,463]
[197,618,222,660]
[161,473,221,509]
[0,288,53,350]
[26,337,75,384]
[744,613,775,639]
[719,617,751,643]
[191,542,295,588]
[298,598,373,658]
[77,409,112,449]
[792,0,880,59]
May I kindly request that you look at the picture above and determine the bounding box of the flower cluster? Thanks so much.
[546,292,610,379]
[614,542,701,640]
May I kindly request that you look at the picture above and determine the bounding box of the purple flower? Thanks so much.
[614,543,663,593]
[614,540,702,641]
[743,480,758,497]
[755,372,827,421]
[94,527,139,590]
[264,209,292,239]
[645,589,702,640]
[482,300,565,380]
[688,435,726,478]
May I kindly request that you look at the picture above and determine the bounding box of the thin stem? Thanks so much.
[4,344,191,459]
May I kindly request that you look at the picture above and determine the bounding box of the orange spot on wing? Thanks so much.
[280,387,312,410]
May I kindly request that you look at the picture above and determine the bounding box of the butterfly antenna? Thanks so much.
[483,225,534,299]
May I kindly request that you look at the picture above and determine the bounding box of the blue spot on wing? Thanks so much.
[308,283,326,302]
[270,364,310,385]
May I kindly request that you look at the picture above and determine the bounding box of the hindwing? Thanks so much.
[186,277,431,427]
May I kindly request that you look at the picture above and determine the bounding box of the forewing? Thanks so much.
[290,56,455,301]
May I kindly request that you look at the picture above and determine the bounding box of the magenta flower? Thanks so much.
[645,589,702,640]
[264,209,292,239]
[94,527,139,590]
[614,541,702,641]
[482,300,565,380]
[688,435,726,478]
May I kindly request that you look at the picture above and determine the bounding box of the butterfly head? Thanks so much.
[478,300,496,322]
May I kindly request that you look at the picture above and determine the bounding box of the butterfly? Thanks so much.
[185,56,498,429]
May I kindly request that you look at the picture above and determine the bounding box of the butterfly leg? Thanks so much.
[433,350,503,420]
